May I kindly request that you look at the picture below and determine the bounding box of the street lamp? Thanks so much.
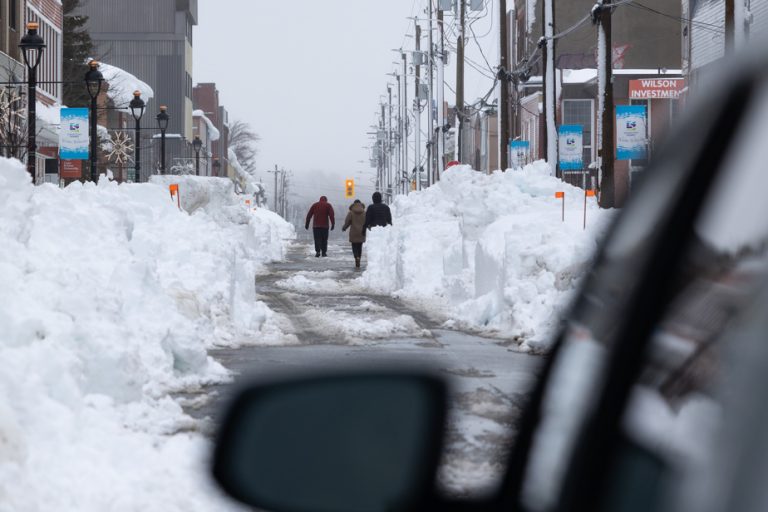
[85,60,104,183]
[156,106,169,174]
[192,135,202,176]
[19,22,45,184]
[129,90,145,182]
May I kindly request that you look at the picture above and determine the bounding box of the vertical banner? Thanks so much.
[59,108,90,160]
[616,105,648,160]
[558,125,583,172]
[509,141,530,169]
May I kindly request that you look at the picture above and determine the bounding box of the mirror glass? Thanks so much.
[213,374,446,512]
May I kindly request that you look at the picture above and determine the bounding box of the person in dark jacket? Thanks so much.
[305,196,335,257]
[342,200,366,269]
[362,192,392,232]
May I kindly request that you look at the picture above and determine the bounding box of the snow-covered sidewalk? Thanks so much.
[360,162,614,351]
[0,161,293,511]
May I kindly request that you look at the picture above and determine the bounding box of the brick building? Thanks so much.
[192,83,230,177]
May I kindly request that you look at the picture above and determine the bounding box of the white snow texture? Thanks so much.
[0,161,293,511]
[360,162,612,351]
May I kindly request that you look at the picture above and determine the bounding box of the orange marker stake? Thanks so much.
[584,189,596,230]
[169,184,180,210]
[555,191,565,222]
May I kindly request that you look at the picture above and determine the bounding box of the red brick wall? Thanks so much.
[26,0,62,28]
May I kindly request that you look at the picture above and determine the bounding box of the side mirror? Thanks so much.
[212,371,448,512]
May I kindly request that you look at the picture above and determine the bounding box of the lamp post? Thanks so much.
[19,22,45,185]
[192,135,202,176]
[156,106,169,174]
[85,60,104,183]
[129,90,145,182]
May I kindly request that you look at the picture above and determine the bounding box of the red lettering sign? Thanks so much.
[629,78,685,99]
[60,160,82,179]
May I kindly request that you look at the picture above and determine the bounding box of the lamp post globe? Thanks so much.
[192,135,203,176]
[19,22,45,184]
[129,91,145,182]
[84,60,104,183]
[156,106,169,175]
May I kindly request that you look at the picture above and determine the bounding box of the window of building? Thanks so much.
[562,99,594,167]
[9,0,17,30]
[26,7,61,102]
[630,99,651,167]
[187,16,194,45]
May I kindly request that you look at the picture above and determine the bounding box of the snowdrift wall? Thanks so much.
[360,162,612,351]
[0,162,293,511]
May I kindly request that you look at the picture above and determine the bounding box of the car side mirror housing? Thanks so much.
[212,371,448,512]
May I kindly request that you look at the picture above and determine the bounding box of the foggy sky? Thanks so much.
[193,0,497,208]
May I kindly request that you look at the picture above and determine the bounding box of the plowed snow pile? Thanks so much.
[361,162,613,351]
[0,161,293,511]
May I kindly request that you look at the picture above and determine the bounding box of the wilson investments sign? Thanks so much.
[628,78,685,99]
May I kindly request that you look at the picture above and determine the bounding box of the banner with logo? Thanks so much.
[616,105,648,160]
[60,108,89,160]
[509,140,529,169]
[558,125,583,172]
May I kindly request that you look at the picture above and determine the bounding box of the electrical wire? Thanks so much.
[622,1,725,34]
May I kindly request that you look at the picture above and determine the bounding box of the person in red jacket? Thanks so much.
[305,196,335,257]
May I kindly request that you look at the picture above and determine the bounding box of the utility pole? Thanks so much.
[499,0,510,171]
[402,52,409,194]
[271,164,279,212]
[427,1,435,186]
[597,0,615,207]
[394,73,402,196]
[387,84,394,201]
[543,0,557,174]
[725,0,735,53]
[436,7,445,180]
[456,0,466,164]
[414,21,422,191]
[380,102,387,192]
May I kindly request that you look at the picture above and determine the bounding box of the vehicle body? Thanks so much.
[211,49,768,512]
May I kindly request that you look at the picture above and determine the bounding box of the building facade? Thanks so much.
[683,0,768,91]
[77,0,197,180]
[193,82,230,177]
[507,0,682,205]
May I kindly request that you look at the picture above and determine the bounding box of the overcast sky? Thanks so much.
[194,0,497,208]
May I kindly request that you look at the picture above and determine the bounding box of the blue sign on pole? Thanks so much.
[509,140,529,169]
[616,105,648,160]
[59,108,90,160]
[558,125,583,172]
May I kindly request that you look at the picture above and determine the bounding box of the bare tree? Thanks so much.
[228,120,260,175]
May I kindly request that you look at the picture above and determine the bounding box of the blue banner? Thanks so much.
[509,140,529,169]
[616,105,648,160]
[59,108,90,160]
[558,125,583,171]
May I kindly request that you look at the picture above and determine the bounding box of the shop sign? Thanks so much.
[558,125,583,172]
[629,78,685,99]
[616,105,648,160]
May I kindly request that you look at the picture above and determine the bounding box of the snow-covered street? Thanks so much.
[181,238,542,496]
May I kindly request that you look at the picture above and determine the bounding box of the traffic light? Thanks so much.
[345,179,355,199]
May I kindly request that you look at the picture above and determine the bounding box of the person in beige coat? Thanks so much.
[341,200,366,268]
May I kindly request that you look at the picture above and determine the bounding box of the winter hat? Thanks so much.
[372,192,383,204]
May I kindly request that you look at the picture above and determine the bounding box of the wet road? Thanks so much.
[180,239,543,496]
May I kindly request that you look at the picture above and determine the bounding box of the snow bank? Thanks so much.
[360,162,613,351]
[193,110,221,141]
[96,60,155,110]
[0,162,293,511]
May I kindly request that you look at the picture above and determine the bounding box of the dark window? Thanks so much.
[9,0,17,30]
